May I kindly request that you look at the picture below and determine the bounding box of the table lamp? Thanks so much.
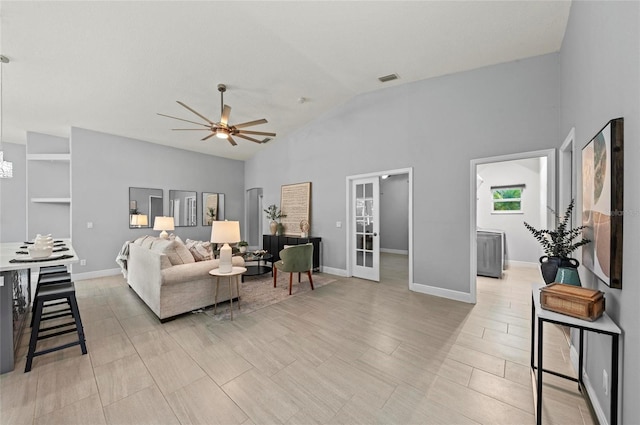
[130,214,148,228]
[153,216,175,239]
[211,220,240,273]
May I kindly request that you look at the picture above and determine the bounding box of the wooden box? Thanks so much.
[540,283,605,321]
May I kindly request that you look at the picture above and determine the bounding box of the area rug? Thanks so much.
[202,272,336,320]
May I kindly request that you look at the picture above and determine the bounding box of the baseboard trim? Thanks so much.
[569,341,608,425]
[380,248,409,255]
[410,282,474,303]
[320,266,348,277]
[580,369,608,425]
[72,268,121,281]
[506,260,539,269]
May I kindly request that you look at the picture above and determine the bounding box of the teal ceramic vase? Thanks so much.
[555,267,582,286]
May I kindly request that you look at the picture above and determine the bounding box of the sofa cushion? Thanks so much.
[174,239,195,264]
[185,239,213,262]
[161,256,245,286]
[151,239,195,266]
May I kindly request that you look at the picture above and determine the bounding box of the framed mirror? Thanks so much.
[169,190,197,227]
[203,192,225,225]
[129,187,163,228]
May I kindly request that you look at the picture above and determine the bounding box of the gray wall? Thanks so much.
[560,1,639,423]
[380,174,409,253]
[0,142,26,242]
[246,52,560,293]
[70,127,245,276]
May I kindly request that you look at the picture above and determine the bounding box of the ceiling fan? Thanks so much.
[158,84,276,146]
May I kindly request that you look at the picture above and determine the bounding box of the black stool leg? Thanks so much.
[25,298,44,372]
[68,294,87,354]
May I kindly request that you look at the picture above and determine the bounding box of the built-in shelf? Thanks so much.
[26,154,71,161]
[30,198,71,204]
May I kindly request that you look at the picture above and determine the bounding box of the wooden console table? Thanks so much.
[530,282,621,424]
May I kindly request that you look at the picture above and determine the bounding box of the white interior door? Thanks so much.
[351,177,380,281]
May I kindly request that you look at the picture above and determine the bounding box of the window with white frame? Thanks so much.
[491,185,524,213]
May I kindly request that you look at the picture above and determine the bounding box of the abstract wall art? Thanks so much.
[581,117,624,288]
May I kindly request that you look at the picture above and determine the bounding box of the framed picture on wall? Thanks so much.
[280,182,311,237]
[581,117,624,288]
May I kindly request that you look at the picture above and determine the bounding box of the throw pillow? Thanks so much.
[174,238,195,264]
[185,239,213,262]
[150,239,183,266]
[133,235,156,248]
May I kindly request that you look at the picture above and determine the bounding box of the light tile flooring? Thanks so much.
[0,254,596,424]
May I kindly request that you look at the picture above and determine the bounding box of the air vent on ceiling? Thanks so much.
[378,73,399,83]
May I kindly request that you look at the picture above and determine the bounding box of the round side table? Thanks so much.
[209,266,246,320]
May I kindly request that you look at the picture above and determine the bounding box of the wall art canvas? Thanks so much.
[280,182,311,237]
[581,118,624,288]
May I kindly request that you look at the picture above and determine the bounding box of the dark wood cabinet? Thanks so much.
[263,235,321,271]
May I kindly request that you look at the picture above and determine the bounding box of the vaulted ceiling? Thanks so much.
[0,1,571,160]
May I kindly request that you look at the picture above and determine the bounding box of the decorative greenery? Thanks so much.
[207,207,216,220]
[238,240,248,247]
[263,204,286,221]
[524,199,591,258]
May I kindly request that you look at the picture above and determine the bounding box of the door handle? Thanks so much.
[373,233,378,237]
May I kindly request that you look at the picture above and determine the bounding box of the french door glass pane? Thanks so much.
[354,182,375,269]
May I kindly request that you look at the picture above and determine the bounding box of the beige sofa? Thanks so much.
[127,236,244,322]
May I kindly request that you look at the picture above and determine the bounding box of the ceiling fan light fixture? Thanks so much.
[215,128,229,139]
[159,83,275,146]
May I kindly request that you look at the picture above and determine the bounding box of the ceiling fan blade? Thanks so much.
[221,105,231,125]
[227,136,238,146]
[176,101,215,125]
[235,134,263,144]
[171,128,210,131]
[237,129,277,137]
[201,133,216,141]
[157,113,209,127]
[233,118,268,129]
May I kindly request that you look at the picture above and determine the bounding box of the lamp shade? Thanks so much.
[130,214,148,227]
[210,220,241,244]
[153,216,175,231]
[153,216,175,239]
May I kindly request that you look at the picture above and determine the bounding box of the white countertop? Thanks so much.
[0,239,79,272]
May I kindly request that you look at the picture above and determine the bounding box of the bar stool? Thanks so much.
[38,265,68,275]
[25,282,87,372]
[31,271,72,328]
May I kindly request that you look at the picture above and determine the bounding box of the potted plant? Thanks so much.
[237,240,248,253]
[264,204,287,235]
[524,199,591,284]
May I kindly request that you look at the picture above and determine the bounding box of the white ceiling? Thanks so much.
[0,1,571,161]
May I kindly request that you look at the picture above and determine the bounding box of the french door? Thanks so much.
[351,177,380,281]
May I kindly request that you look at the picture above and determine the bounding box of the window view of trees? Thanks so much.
[492,188,522,211]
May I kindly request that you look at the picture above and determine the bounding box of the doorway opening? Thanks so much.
[470,149,556,303]
[345,167,413,288]
[245,188,263,250]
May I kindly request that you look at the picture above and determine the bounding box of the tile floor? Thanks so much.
[0,254,596,424]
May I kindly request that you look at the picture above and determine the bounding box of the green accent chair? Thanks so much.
[273,244,315,295]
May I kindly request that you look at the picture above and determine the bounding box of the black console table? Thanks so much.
[530,282,621,425]
[263,235,321,272]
